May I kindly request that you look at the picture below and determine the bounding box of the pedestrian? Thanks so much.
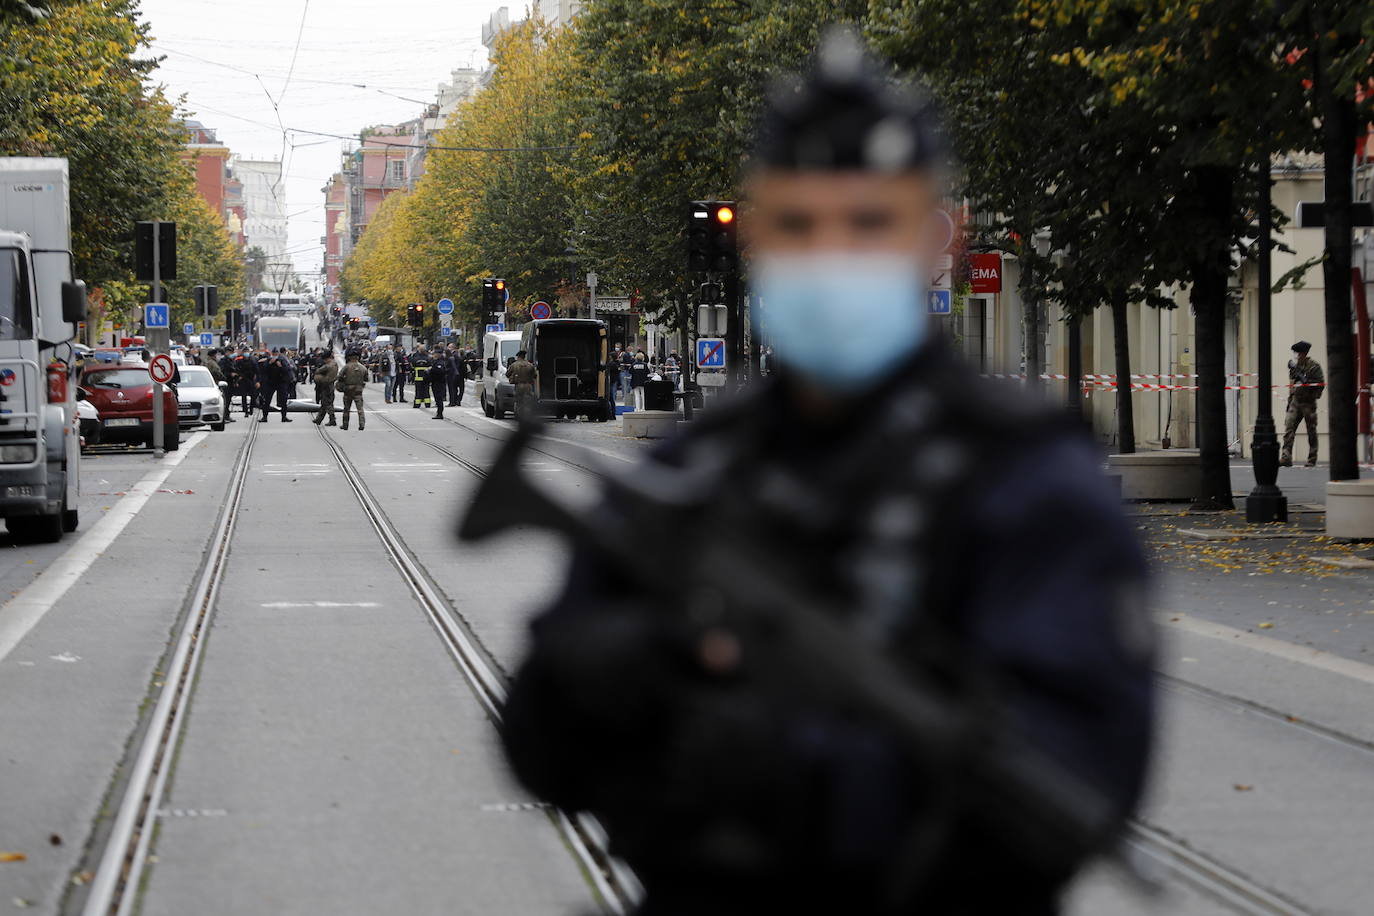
[630,348,649,411]
[1281,340,1325,468]
[393,345,409,403]
[617,345,633,405]
[273,349,294,420]
[665,350,682,391]
[497,31,1153,916]
[312,350,339,427]
[447,343,464,407]
[506,349,537,417]
[338,350,369,431]
[381,345,398,403]
[430,346,450,419]
[411,346,433,410]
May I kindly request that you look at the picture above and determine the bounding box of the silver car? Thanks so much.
[175,365,227,432]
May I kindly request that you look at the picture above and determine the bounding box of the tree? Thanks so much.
[0,0,195,316]
[1021,0,1311,508]
[163,191,245,328]
[1289,2,1374,481]
[874,0,1177,453]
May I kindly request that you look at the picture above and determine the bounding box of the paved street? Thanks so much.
[0,387,1369,914]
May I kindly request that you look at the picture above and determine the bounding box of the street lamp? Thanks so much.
[1247,138,1287,523]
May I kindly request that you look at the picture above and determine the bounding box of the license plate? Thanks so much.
[105,418,139,428]
[178,408,198,417]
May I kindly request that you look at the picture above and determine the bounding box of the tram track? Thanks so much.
[78,420,260,916]
[377,406,1342,916]
[314,421,644,915]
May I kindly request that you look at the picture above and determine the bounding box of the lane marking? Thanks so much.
[1163,613,1374,688]
[259,601,382,608]
[0,433,209,664]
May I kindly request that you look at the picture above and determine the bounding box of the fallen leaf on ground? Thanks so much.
[0,852,26,862]
[1233,784,1254,792]
[1258,622,1274,629]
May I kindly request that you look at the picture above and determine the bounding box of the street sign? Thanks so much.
[531,300,552,320]
[183,323,195,336]
[484,323,504,335]
[969,252,1002,293]
[439,314,452,328]
[148,354,175,385]
[696,337,726,369]
[144,303,169,329]
[930,269,952,290]
[200,332,214,346]
[696,370,727,387]
[927,290,952,315]
[437,298,455,315]
[441,326,453,337]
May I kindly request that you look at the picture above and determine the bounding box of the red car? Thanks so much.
[79,365,180,451]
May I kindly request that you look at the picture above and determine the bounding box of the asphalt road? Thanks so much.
[2,381,1373,914]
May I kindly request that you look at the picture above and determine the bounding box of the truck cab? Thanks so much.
[0,159,89,542]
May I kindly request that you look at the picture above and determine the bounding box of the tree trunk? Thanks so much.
[1020,253,1042,393]
[1318,86,1359,479]
[1111,289,1135,453]
[1190,166,1235,510]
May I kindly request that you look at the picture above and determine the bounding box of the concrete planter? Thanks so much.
[1107,449,1202,501]
[1326,480,1374,539]
[622,410,678,438]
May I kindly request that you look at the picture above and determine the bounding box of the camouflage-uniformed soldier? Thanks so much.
[338,351,369,431]
[312,351,339,427]
[1281,340,1325,468]
[506,350,537,416]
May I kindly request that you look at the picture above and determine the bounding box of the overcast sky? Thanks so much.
[140,0,505,282]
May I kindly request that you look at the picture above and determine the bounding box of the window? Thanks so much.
[0,250,32,341]
[386,160,407,183]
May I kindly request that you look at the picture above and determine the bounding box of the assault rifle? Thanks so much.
[459,422,1126,890]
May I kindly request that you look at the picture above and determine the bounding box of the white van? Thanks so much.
[479,330,525,420]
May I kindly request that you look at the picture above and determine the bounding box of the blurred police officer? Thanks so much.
[499,30,1154,916]
[1281,340,1325,468]
[506,349,536,417]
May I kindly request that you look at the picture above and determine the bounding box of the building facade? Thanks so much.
[234,158,289,266]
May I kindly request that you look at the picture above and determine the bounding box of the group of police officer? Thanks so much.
[201,345,300,422]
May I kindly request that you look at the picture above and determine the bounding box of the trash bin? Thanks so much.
[644,379,676,411]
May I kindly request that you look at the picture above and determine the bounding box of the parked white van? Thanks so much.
[479,330,524,420]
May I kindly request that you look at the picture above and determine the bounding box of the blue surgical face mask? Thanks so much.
[754,252,929,392]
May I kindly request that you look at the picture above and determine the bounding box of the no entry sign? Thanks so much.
[149,354,176,385]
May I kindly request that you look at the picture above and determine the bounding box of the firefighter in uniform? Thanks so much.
[411,346,433,410]
[498,31,1155,916]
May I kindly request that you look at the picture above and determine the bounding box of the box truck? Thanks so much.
[0,158,89,541]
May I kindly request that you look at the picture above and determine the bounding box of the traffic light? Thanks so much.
[687,201,738,274]
[193,284,218,317]
[481,278,507,322]
[134,221,177,283]
[406,303,424,328]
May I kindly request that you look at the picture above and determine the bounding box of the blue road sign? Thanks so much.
[183,322,195,336]
[144,303,169,329]
[437,298,455,315]
[696,337,726,369]
[927,289,952,315]
[200,332,214,346]
[485,323,505,335]
[441,326,453,337]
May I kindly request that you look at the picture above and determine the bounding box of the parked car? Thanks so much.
[75,394,100,448]
[173,365,227,431]
[79,365,179,451]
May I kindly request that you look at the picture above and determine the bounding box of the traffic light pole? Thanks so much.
[725,272,742,389]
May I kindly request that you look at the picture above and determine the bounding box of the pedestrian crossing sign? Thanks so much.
[485,323,504,334]
[927,290,952,315]
[144,303,169,329]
